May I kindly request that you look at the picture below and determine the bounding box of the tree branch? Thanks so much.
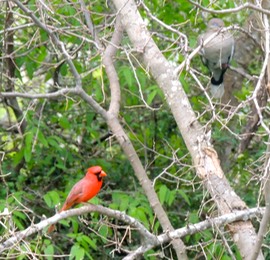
[112,0,263,258]
[11,0,109,120]
[124,207,265,260]
[0,206,264,258]
[249,13,270,260]
[189,0,270,15]
[0,204,156,254]
[102,16,123,116]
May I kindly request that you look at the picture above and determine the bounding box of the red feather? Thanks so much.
[48,166,106,233]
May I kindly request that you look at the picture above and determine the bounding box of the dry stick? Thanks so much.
[188,0,270,15]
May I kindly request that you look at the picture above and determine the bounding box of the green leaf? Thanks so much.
[38,131,48,147]
[70,244,85,260]
[59,116,70,129]
[12,216,25,230]
[24,131,34,162]
[147,89,157,104]
[44,244,54,260]
[92,67,102,79]
[167,190,176,206]
[82,235,97,250]
[47,136,59,148]
[120,66,134,88]
[25,60,35,78]
[158,185,168,205]
[178,190,191,206]
[112,193,130,211]
[47,166,56,176]
[98,225,109,243]
[13,210,27,220]
[43,191,60,208]
[136,207,149,228]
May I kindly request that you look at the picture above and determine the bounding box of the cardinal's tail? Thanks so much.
[47,224,56,233]
[47,207,65,233]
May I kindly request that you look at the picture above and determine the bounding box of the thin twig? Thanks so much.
[189,0,270,16]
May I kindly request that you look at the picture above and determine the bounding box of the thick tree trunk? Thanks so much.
[112,0,264,258]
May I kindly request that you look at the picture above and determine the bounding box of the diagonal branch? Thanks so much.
[11,0,108,119]
[99,11,187,258]
[112,0,264,258]
[12,0,81,88]
[124,207,265,260]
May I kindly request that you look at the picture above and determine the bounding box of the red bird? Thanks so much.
[48,165,107,233]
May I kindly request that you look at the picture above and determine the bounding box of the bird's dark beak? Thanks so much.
[100,170,107,177]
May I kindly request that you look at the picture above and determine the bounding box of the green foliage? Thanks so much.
[70,244,86,260]
[0,0,266,259]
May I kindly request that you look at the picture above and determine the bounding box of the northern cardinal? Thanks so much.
[48,165,107,233]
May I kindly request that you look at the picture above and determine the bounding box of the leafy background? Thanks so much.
[0,0,267,259]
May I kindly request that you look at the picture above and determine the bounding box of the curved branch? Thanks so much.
[0,87,109,122]
[0,204,156,254]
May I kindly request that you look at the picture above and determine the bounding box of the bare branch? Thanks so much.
[251,14,270,135]
[250,13,270,260]
[0,205,265,258]
[0,87,109,121]
[189,0,270,15]
[0,204,156,254]
[79,0,103,50]
[0,88,78,99]
[103,16,123,116]
[124,207,265,260]
[12,0,82,88]
[140,1,188,53]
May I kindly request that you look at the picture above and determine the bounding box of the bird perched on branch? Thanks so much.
[48,165,107,233]
[198,18,234,98]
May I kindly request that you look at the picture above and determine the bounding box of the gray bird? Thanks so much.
[198,18,234,98]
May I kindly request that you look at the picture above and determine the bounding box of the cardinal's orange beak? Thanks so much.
[100,170,107,177]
